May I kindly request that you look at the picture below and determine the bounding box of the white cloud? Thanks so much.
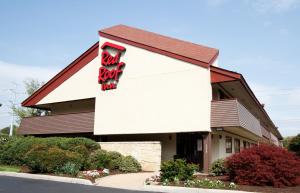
[206,0,299,13]
[246,0,299,13]
[0,60,60,129]
[206,0,230,6]
[249,82,300,136]
[0,61,59,85]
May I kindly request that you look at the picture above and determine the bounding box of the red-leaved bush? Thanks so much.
[226,144,300,187]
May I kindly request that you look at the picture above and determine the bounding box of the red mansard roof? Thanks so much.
[99,25,219,68]
[22,25,219,107]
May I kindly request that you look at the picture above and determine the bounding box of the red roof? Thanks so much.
[99,25,219,68]
[22,25,219,107]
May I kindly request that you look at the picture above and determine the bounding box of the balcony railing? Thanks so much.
[211,99,262,137]
[18,111,95,135]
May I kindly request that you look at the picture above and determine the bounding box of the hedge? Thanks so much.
[25,144,84,173]
[0,136,142,175]
[0,136,100,166]
[87,149,141,172]
[226,144,300,187]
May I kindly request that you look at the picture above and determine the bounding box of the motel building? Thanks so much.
[18,25,283,173]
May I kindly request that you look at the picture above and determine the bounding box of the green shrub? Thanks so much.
[87,149,111,169]
[0,136,33,165]
[107,151,122,170]
[55,162,80,176]
[25,144,84,173]
[210,159,227,176]
[44,137,100,153]
[160,159,197,181]
[119,155,141,173]
[87,150,141,172]
[0,136,99,166]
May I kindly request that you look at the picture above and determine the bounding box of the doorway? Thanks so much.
[176,133,204,170]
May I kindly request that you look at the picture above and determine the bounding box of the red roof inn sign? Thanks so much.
[98,42,126,91]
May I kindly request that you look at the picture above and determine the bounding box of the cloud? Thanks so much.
[206,0,230,6]
[249,82,300,136]
[205,0,299,13]
[246,0,299,14]
[0,60,60,129]
[0,61,59,86]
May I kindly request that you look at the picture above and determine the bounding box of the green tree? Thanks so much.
[288,134,300,156]
[282,136,294,148]
[12,79,48,125]
[0,125,17,135]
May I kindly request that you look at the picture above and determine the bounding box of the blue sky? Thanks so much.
[0,0,299,136]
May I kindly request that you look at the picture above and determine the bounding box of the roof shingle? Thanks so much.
[99,25,219,68]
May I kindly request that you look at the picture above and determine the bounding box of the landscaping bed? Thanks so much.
[146,144,300,192]
[0,136,142,183]
[234,184,300,193]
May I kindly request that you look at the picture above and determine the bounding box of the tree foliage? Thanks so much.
[282,136,294,148]
[0,125,17,135]
[288,134,300,156]
[12,79,48,125]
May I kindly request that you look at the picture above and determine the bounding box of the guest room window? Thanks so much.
[226,136,232,153]
[234,138,240,153]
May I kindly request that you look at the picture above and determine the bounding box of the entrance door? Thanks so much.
[176,133,203,169]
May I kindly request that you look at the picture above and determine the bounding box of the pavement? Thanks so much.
[0,176,159,193]
[143,185,253,193]
[0,172,253,193]
[0,171,92,185]
[95,172,156,190]
[95,172,252,193]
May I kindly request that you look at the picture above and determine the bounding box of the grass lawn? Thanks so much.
[0,165,20,172]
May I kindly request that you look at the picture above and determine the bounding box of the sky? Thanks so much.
[0,0,299,137]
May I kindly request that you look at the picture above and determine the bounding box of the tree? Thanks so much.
[282,136,294,148]
[12,79,48,125]
[0,125,17,135]
[288,134,300,156]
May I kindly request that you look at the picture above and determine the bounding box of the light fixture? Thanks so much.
[216,127,224,131]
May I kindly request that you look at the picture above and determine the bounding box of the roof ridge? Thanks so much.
[99,24,219,67]
[101,24,218,51]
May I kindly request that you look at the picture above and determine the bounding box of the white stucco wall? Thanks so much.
[37,57,100,104]
[94,37,212,135]
[37,36,213,135]
[211,131,256,163]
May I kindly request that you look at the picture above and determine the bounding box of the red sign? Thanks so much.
[98,42,126,91]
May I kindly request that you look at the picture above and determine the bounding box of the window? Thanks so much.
[243,141,247,149]
[225,136,232,153]
[234,138,240,153]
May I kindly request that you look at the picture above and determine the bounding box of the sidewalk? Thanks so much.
[95,172,155,190]
[143,185,254,193]
[95,172,254,193]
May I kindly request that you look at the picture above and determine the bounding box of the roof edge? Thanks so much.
[211,66,282,139]
[99,31,218,68]
[22,42,99,107]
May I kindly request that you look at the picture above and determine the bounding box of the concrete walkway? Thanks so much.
[95,172,254,193]
[95,172,155,190]
[143,185,255,193]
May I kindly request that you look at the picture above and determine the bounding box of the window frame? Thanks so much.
[234,138,240,153]
[225,136,232,153]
